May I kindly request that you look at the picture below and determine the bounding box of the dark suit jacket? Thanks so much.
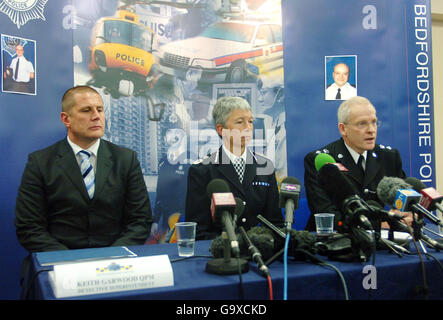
[185,147,283,240]
[304,138,406,231]
[15,138,153,253]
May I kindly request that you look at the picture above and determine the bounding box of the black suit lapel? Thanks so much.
[94,140,113,201]
[243,151,256,187]
[334,140,364,186]
[56,139,90,201]
[362,150,381,187]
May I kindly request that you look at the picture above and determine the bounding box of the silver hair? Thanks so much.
[212,96,252,127]
[337,96,375,123]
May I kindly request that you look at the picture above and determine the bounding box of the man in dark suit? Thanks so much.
[15,86,153,253]
[185,96,283,240]
[304,96,407,232]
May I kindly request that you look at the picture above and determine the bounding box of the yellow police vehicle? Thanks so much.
[88,10,159,98]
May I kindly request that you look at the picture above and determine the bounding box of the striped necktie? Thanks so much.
[78,150,95,199]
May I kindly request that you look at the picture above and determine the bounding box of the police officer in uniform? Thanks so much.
[304,96,406,231]
[185,96,283,240]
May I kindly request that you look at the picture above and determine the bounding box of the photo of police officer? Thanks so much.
[325,55,357,101]
[2,36,36,95]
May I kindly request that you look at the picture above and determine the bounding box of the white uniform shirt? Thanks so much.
[67,136,100,174]
[10,56,34,83]
[325,82,357,100]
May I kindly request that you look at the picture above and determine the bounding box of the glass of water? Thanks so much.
[314,213,335,235]
[175,222,197,257]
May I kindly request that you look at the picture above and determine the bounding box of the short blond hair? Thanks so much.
[212,96,251,127]
[61,86,100,113]
[337,96,374,124]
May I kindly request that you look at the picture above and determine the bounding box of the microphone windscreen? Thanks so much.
[281,176,301,186]
[209,235,225,258]
[209,226,276,260]
[279,176,301,209]
[206,178,230,197]
[376,177,411,206]
[404,177,427,192]
[314,153,336,172]
[246,227,276,260]
[317,163,357,207]
[272,229,317,260]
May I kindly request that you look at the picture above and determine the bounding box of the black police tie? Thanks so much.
[14,58,20,80]
[335,88,341,100]
[357,154,365,177]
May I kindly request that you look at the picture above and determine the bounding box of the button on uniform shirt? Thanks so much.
[10,56,34,83]
[325,82,357,100]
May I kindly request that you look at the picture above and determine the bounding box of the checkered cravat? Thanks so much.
[78,150,95,199]
[233,157,245,184]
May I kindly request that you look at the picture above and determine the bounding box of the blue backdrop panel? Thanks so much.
[0,0,73,299]
[282,0,434,229]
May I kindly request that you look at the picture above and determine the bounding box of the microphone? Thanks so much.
[206,179,240,257]
[378,176,443,228]
[239,226,269,276]
[314,153,348,172]
[314,153,336,171]
[207,231,249,275]
[366,200,410,233]
[405,176,443,214]
[420,187,443,213]
[245,226,276,261]
[365,199,405,222]
[209,226,276,263]
[256,215,319,265]
[377,177,443,250]
[403,177,443,227]
[317,164,372,230]
[377,176,412,207]
[279,177,301,232]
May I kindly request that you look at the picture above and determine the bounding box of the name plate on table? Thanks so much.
[49,255,174,298]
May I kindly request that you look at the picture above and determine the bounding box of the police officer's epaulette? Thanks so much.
[192,153,213,165]
[192,158,205,165]
[376,144,394,152]
[252,151,271,160]
[251,151,273,166]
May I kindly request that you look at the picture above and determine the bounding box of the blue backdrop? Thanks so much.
[282,0,434,228]
[0,0,434,299]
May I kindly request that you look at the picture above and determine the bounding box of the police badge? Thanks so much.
[0,0,48,29]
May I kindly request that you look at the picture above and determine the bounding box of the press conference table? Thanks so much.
[26,238,443,300]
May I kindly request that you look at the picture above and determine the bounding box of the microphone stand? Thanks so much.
[257,215,286,266]
[206,232,249,275]
[411,212,443,251]
[257,215,314,266]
